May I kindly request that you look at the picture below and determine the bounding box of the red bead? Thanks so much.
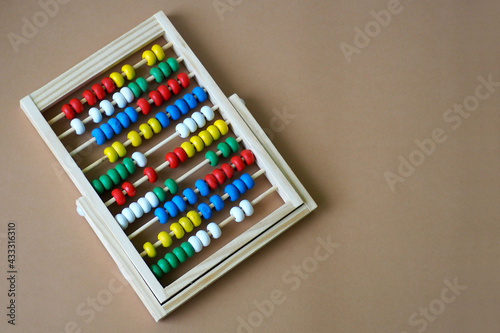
[101,77,115,94]
[111,188,126,205]
[177,73,190,88]
[121,181,137,197]
[212,169,226,185]
[148,90,163,107]
[82,90,97,106]
[204,174,219,190]
[173,147,188,163]
[136,98,151,115]
[157,84,171,101]
[231,156,245,172]
[240,150,255,165]
[92,83,106,100]
[143,167,158,183]
[220,163,234,179]
[165,152,180,169]
[69,98,83,114]
[61,104,76,119]
[167,79,181,95]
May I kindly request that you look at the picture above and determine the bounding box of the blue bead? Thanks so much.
[239,173,254,190]
[232,179,247,195]
[166,105,181,120]
[92,128,106,145]
[192,87,207,103]
[155,207,168,224]
[155,111,170,128]
[100,123,114,140]
[224,184,240,201]
[116,112,131,128]
[171,195,187,213]
[209,195,224,211]
[108,118,122,135]
[183,93,197,109]
[174,99,189,115]
[124,106,139,123]
[197,202,212,220]
[195,179,210,196]
[164,201,179,217]
[183,188,197,205]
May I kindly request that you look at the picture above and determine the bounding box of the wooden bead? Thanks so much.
[151,44,166,61]
[109,72,125,88]
[142,50,157,66]
[121,64,136,80]
[143,242,157,258]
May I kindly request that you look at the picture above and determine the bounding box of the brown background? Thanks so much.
[1,0,499,332]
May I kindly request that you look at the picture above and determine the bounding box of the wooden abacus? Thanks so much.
[20,11,316,321]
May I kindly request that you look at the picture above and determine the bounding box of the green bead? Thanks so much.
[150,67,165,83]
[114,163,129,180]
[166,57,179,72]
[164,178,178,195]
[205,150,219,166]
[164,252,179,269]
[158,62,172,78]
[180,242,195,258]
[172,247,187,263]
[135,77,148,93]
[152,186,167,202]
[217,142,231,158]
[107,168,121,185]
[157,258,171,274]
[91,179,104,194]
[122,157,136,175]
[150,264,163,279]
[225,137,239,153]
[127,81,142,98]
[99,174,113,190]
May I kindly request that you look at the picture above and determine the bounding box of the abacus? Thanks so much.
[20,11,316,321]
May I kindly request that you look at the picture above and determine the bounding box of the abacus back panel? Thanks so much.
[20,11,316,321]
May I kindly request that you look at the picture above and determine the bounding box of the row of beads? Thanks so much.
[91,157,136,194]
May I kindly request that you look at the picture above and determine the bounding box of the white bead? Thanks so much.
[200,106,214,121]
[188,236,203,253]
[196,230,211,247]
[122,208,136,223]
[191,111,206,128]
[183,117,198,133]
[76,206,85,217]
[175,123,190,138]
[89,107,102,123]
[138,197,152,214]
[70,118,85,135]
[112,92,127,108]
[115,214,129,230]
[129,202,143,218]
[207,222,221,239]
[131,152,147,167]
[230,206,245,222]
[145,191,159,208]
[120,87,134,103]
[99,100,115,116]
[239,200,254,217]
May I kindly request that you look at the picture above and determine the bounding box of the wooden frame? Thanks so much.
[20,11,316,321]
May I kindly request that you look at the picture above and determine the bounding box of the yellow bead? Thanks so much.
[186,210,202,227]
[178,217,194,233]
[111,141,127,157]
[104,147,118,163]
[139,123,154,139]
[206,125,221,141]
[158,231,173,248]
[109,72,125,88]
[121,64,136,80]
[147,118,162,134]
[190,136,205,152]
[170,222,185,239]
[143,242,157,258]
[142,50,157,66]
[214,120,229,136]
[181,141,195,158]
[127,130,142,147]
[151,44,165,61]
[198,130,213,146]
